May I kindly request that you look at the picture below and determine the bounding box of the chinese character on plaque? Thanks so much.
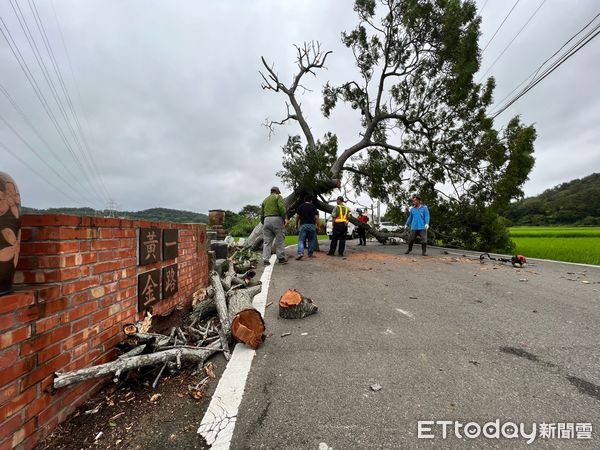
[162,229,178,260]
[162,264,178,298]
[138,269,160,311]
[139,228,161,264]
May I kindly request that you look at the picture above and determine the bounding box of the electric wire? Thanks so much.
[478,0,547,82]
[490,19,600,118]
[29,0,112,202]
[481,0,521,53]
[491,11,600,111]
[0,140,88,206]
[0,13,104,208]
[7,0,107,205]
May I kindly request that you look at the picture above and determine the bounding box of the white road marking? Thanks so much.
[395,308,415,319]
[197,254,276,448]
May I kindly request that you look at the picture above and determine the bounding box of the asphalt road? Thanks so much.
[230,241,600,449]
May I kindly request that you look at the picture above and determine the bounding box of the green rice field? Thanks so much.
[509,227,600,265]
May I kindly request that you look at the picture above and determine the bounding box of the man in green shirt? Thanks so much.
[261,186,288,264]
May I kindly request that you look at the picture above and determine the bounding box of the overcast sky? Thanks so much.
[1,0,599,213]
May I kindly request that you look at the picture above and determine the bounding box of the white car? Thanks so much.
[326,217,357,240]
[377,221,402,233]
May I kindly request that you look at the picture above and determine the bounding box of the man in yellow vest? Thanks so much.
[327,196,350,257]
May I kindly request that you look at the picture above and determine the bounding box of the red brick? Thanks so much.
[36,285,61,302]
[20,241,79,255]
[89,217,121,228]
[21,353,70,390]
[71,318,92,334]
[98,228,113,239]
[67,291,91,307]
[119,238,135,248]
[0,315,16,333]
[90,308,109,323]
[80,252,97,264]
[0,326,31,350]
[61,276,99,295]
[35,315,61,334]
[91,239,120,251]
[97,250,115,262]
[0,382,17,406]
[16,306,40,323]
[22,214,81,227]
[63,302,97,322]
[15,256,36,270]
[20,324,70,356]
[16,431,41,450]
[0,292,35,315]
[19,228,33,242]
[62,325,99,351]
[0,387,36,422]
[24,394,50,421]
[90,326,121,348]
[114,229,136,238]
[36,227,97,240]
[37,343,62,364]
[72,342,89,360]
[0,414,23,442]
[92,261,121,274]
[0,356,35,388]
[119,277,137,289]
[0,348,18,372]
[10,417,35,448]
[63,348,101,372]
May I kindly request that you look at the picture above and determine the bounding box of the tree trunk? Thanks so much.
[189,295,216,322]
[227,289,265,349]
[54,344,220,389]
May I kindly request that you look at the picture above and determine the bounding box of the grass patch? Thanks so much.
[284,235,328,246]
[509,227,600,265]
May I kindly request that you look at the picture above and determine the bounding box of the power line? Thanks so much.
[0,12,104,207]
[480,0,490,14]
[29,0,112,202]
[491,18,600,118]
[0,140,87,206]
[478,0,547,82]
[7,0,108,205]
[481,0,521,54]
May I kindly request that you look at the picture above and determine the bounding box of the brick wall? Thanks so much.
[0,214,208,449]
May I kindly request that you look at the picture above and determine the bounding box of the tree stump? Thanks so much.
[278,289,318,319]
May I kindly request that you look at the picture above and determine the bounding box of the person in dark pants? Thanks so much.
[404,194,430,256]
[356,209,368,245]
[328,196,350,257]
[295,195,319,260]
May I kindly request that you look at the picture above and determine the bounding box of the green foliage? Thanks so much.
[239,205,261,221]
[229,217,260,237]
[222,205,261,237]
[278,133,338,191]
[503,173,600,226]
[21,206,208,224]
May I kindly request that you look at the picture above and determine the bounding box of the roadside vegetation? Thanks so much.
[509,226,600,265]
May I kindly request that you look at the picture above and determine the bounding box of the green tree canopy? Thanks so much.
[259,0,536,251]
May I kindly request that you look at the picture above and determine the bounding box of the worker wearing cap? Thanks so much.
[404,194,430,256]
[356,209,368,246]
[261,186,288,264]
[328,196,350,257]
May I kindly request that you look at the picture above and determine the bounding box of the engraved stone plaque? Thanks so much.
[139,228,161,265]
[162,229,178,260]
[138,269,160,311]
[162,264,178,298]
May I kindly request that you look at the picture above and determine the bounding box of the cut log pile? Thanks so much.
[53,249,265,390]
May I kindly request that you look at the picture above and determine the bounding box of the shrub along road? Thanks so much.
[228,242,600,448]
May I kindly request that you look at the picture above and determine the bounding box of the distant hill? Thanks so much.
[503,173,600,225]
[21,206,208,224]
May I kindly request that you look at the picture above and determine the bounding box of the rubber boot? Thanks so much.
[421,244,427,256]
[404,244,412,255]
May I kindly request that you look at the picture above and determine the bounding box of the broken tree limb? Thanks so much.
[227,289,265,349]
[209,271,232,357]
[53,343,221,389]
[189,295,217,323]
[221,264,236,292]
[117,344,147,360]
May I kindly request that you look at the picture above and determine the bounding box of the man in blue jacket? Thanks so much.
[404,195,430,256]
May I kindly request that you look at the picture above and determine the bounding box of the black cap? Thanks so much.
[271,186,281,194]
[336,196,344,202]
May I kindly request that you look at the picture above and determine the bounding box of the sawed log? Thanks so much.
[226,286,265,349]
[279,289,318,319]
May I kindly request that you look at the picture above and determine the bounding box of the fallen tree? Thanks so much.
[246,0,535,253]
